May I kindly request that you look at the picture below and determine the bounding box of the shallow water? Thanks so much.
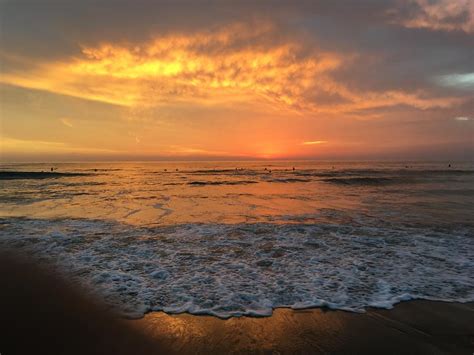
[1,161,473,318]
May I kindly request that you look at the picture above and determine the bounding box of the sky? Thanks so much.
[0,0,473,161]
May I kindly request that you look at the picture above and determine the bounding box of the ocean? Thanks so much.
[0,161,473,318]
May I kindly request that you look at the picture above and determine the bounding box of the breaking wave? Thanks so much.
[1,217,472,319]
[188,180,258,186]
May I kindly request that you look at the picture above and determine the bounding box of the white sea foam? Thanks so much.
[1,218,473,318]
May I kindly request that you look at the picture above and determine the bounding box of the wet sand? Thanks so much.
[1,253,473,354]
[133,301,474,354]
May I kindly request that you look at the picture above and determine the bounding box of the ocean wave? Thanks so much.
[80,168,122,172]
[190,169,241,174]
[297,169,474,178]
[268,178,311,183]
[321,177,396,185]
[188,180,258,186]
[0,171,91,180]
[1,218,472,319]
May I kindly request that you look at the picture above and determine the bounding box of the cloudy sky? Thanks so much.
[0,0,473,161]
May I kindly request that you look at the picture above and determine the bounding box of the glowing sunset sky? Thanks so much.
[1,0,473,161]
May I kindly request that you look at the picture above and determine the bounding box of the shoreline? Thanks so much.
[132,300,474,354]
[2,251,473,354]
[136,296,474,320]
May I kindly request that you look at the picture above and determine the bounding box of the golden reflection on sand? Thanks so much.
[131,302,474,354]
[133,308,348,353]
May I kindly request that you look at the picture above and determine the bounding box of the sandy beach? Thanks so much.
[1,250,473,354]
[133,301,474,354]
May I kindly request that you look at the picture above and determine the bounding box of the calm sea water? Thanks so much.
[1,161,473,317]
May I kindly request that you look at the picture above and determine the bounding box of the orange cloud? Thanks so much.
[302,140,327,145]
[60,117,74,127]
[0,22,465,116]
